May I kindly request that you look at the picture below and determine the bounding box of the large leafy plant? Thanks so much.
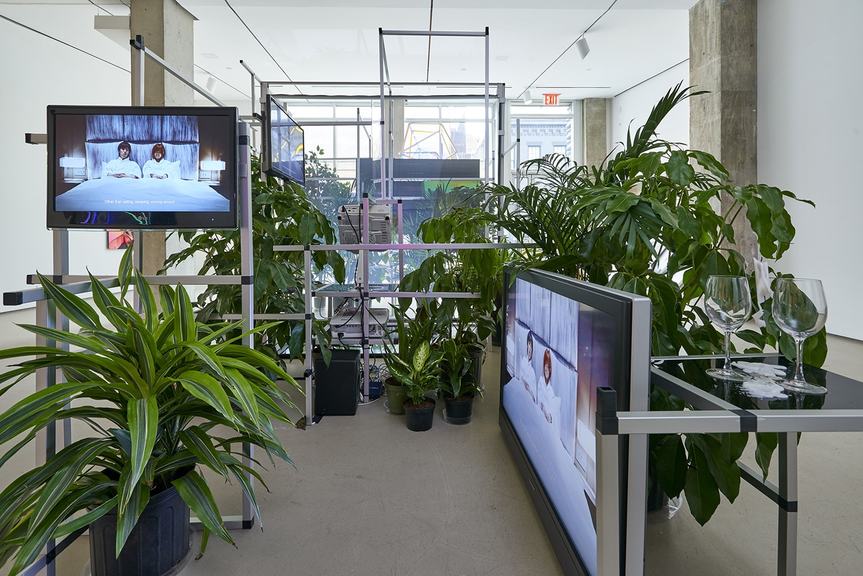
[485,83,825,524]
[163,155,345,364]
[383,302,443,405]
[0,250,298,573]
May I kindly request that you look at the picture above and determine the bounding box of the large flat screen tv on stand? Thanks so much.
[263,96,305,186]
[499,268,651,576]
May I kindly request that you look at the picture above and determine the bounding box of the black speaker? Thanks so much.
[314,349,360,416]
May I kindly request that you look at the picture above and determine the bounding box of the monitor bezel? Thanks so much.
[264,95,305,186]
[498,267,651,576]
[46,105,239,230]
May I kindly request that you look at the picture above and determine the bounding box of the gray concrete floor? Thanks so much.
[24,336,863,575]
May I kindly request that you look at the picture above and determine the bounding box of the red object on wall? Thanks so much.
[543,93,560,106]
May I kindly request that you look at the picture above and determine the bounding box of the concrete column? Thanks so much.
[130,0,195,275]
[690,0,758,265]
[583,98,609,168]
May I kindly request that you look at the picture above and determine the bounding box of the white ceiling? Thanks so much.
[0,0,695,102]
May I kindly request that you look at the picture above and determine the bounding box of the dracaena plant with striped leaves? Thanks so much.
[0,249,299,574]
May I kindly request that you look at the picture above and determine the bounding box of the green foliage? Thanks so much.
[163,155,345,364]
[0,250,298,572]
[485,82,825,524]
[383,304,442,405]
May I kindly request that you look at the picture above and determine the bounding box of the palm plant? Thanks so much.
[485,82,826,524]
[0,249,299,573]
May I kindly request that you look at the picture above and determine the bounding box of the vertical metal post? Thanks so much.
[626,434,647,576]
[131,35,145,312]
[484,27,490,184]
[597,429,621,576]
[259,82,269,179]
[397,200,404,281]
[778,432,799,576]
[304,249,314,421]
[515,118,522,187]
[34,297,57,576]
[497,86,506,186]
[361,193,370,401]
[53,230,71,449]
[238,121,256,529]
[378,30,387,199]
[388,95,394,200]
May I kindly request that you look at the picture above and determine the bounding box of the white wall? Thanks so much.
[758,0,863,340]
[610,62,690,155]
[0,5,132,313]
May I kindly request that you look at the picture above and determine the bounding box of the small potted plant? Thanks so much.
[438,333,484,425]
[383,302,437,416]
[386,340,441,431]
[0,251,299,575]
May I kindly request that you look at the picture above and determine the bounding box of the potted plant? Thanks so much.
[438,333,484,425]
[382,300,438,416]
[0,250,299,575]
[386,340,441,432]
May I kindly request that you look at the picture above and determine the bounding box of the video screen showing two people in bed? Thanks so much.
[54,113,231,226]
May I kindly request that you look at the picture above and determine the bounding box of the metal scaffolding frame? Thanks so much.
[7,34,257,576]
[242,29,508,418]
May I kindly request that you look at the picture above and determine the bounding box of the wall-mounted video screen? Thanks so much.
[47,106,238,229]
[500,269,651,576]
[266,96,304,185]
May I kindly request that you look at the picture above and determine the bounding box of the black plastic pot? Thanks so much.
[405,399,436,431]
[443,395,474,425]
[89,484,190,576]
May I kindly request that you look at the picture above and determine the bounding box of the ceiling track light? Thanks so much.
[205,76,217,93]
[575,35,590,59]
[523,89,533,105]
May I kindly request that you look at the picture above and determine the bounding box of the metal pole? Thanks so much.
[378,29,388,200]
[238,121,256,529]
[361,193,370,401]
[484,27,490,184]
[380,29,487,37]
[304,249,314,422]
[596,429,621,576]
[397,200,404,280]
[131,35,145,312]
[778,432,799,576]
[53,230,71,449]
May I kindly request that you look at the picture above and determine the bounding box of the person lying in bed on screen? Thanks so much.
[519,331,538,403]
[142,143,172,180]
[105,141,142,179]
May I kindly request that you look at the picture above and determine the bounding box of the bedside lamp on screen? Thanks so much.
[59,156,86,183]
[199,160,225,184]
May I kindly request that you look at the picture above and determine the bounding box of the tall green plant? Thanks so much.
[486,83,826,524]
[163,155,345,364]
[0,250,298,573]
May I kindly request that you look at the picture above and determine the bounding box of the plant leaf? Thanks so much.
[119,397,158,513]
[172,470,234,546]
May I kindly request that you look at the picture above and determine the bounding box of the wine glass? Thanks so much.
[704,275,752,381]
[772,278,828,395]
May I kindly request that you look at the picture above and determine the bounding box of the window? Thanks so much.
[553,144,567,156]
[527,145,542,160]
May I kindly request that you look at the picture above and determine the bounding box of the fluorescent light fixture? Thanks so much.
[523,89,533,105]
[575,36,590,59]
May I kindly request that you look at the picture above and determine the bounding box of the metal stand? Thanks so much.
[9,33,257,576]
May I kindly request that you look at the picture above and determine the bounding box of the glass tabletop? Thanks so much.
[651,354,863,412]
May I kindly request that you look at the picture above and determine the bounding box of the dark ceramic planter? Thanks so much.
[443,395,474,425]
[405,399,436,431]
[89,484,190,576]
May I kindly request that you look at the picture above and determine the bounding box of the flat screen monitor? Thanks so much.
[265,96,304,185]
[499,268,651,576]
[47,106,238,229]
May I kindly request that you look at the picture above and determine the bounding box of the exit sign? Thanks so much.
[543,93,560,105]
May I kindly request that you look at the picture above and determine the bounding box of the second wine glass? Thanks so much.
[704,275,753,381]
[772,277,828,395]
